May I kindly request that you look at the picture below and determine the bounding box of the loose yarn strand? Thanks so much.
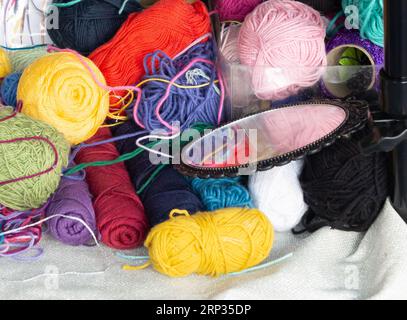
[11,269,111,283]
[52,0,83,8]
[173,33,213,59]
[0,214,100,247]
[136,164,166,194]
[48,40,224,130]
[133,56,224,132]
[227,253,293,276]
[0,44,47,51]
[135,131,181,159]
[64,141,157,176]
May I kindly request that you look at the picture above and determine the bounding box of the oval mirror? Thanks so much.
[176,100,369,177]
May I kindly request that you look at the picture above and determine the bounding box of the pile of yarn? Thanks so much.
[0,0,387,280]
[111,120,275,278]
[132,40,222,132]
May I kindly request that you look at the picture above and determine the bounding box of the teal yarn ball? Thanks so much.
[191,177,253,211]
[1,73,21,108]
[0,107,70,211]
[342,0,383,47]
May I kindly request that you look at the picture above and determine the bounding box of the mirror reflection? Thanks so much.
[182,104,347,169]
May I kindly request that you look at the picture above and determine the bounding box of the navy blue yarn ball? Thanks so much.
[48,0,142,56]
[1,73,22,108]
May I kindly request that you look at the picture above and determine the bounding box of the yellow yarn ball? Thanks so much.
[145,207,274,278]
[0,48,11,79]
[17,52,109,145]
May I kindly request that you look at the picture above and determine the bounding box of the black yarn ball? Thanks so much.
[297,134,389,233]
[296,0,340,13]
[346,70,373,95]
[48,0,142,56]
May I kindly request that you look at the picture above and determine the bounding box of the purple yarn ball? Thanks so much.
[46,177,97,246]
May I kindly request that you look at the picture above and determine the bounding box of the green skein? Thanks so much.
[0,107,70,211]
[7,46,49,73]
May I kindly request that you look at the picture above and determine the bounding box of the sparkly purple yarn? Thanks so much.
[326,29,384,65]
[322,29,384,97]
[46,177,97,246]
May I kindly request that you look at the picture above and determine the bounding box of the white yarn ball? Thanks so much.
[249,160,308,232]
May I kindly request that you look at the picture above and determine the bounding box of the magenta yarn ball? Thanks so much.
[216,0,262,21]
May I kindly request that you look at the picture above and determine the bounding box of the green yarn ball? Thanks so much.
[8,46,49,73]
[0,107,70,211]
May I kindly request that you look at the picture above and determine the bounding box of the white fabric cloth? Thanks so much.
[0,0,52,48]
[0,199,406,300]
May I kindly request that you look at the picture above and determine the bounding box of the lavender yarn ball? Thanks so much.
[46,177,97,246]
[322,29,384,98]
[1,73,21,108]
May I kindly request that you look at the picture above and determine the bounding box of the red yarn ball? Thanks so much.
[75,128,148,250]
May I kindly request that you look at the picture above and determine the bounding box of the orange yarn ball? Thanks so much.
[89,0,211,101]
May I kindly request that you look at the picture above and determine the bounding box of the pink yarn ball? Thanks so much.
[216,0,262,21]
[262,104,346,155]
[220,25,241,63]
[238,0,327,100]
